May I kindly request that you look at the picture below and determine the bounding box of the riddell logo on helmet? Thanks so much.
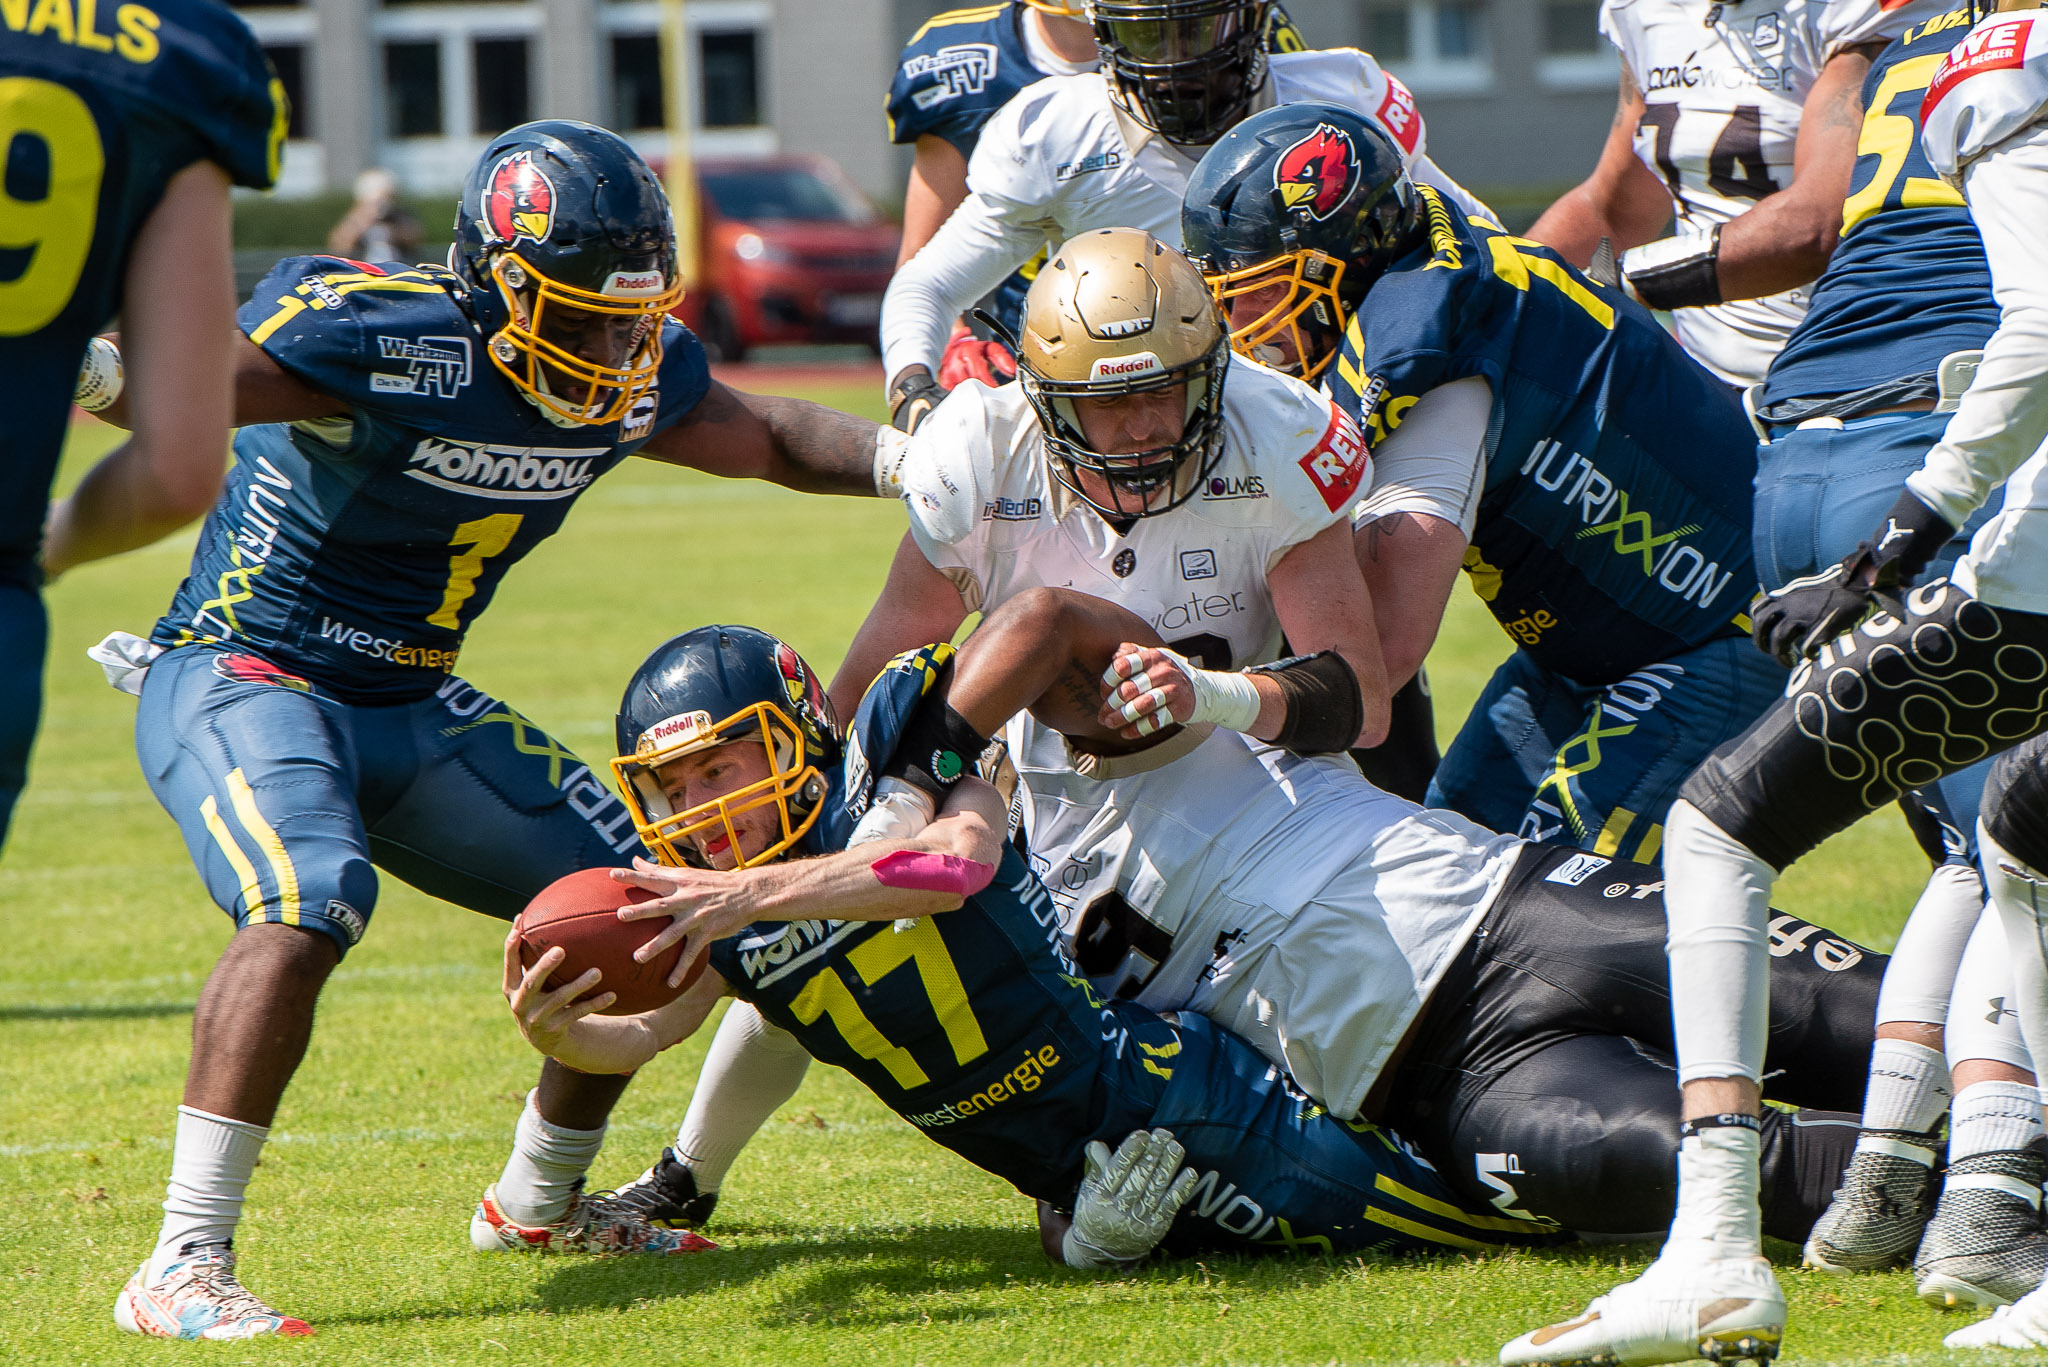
[638,710,714,759]
[1276,124,1358,220]
[482,152,556,245]
[1090,352,1164,380]
[605,269,667,297]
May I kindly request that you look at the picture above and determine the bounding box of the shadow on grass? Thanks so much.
[0,1002,194,1020]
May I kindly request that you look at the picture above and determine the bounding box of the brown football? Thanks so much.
[514,868,707,1016]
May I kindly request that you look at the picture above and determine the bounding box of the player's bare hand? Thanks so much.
[502,928,614,1056]
[1098,644,1195,739]
[611,857,752,987]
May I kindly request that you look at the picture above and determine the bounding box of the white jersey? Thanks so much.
[1600,0,1943,385]
[1012,715,1523,1119]
[1911,14,2048,616]
[900,358,1366,670]
[879,48,1493,382]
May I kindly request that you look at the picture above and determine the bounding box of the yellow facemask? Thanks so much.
[485,252,686,427]
[610,701,826,870]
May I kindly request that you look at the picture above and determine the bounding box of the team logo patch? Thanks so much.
[1112,549,1137,578]
[621,389,658,442]
[374,335,472,398]
[1204,474,1267,501]
[1925,17,2034,116]
[1751,12,1781,49]
[774,641,832,743]
[1180,550,1217,581]
[903,41,998,108]
[214,653,312,692]
[1297,408,1369,512]
[1544,853,1612,887]
[1276,123,1359,221]
[482,151,556,245]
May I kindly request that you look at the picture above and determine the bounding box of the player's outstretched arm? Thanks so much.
[1525,62,1672,266]
[41,163,240,577]
[635,379,897,497]
[503,929,729,1074]
[1712,41,1881,300]
[610,777,1007,981]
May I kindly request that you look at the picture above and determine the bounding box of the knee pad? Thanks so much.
[1682,583,2048,870]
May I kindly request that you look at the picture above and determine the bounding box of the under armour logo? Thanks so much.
[1989,996,2019,1025]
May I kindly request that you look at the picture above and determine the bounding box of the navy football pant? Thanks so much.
[1383,845,1877,1238]
[137,645,645,956]
[1753,409,2006,858]
[1428,635,1787,863]
[0,572,46,854]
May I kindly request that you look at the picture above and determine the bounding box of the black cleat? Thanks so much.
[601,1148,720,1230]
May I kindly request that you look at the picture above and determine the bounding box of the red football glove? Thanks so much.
[937,321,1019,389]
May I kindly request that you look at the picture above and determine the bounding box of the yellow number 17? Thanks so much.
[789,918,989,1089]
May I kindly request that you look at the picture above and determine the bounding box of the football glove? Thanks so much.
[1061,1128,1198,1270]
[889,368,949,435]
[937,321,1018,389]
[1752,490,1956,666]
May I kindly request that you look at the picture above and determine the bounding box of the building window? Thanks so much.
[1365,2,1492,94]
[473,37,531,135]
[384,41,443,138]
[1543,0,1602,54]
[263,43,309,139]
[1433,0,1487,60]
[700,29,760,128]
[1366,3,1410,60]
[612,34,665,130]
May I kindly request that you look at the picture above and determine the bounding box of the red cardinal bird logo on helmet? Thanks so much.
[1274,124,1358,221]
[483,152,556,244]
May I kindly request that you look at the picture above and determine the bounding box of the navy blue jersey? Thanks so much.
[1760,6,1998,409]
[0,0,282,567]
[151,255,710,702]
[1330,188,1760,686]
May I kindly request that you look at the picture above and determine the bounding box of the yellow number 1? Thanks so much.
[428,513,522,629]
[0,77,104,337]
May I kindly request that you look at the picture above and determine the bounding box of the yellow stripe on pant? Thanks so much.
[225,766,300,926]
[199,794,267,922]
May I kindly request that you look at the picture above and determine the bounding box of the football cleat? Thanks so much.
[1500,1252,1785,1366]
[1945,1285,2048,1349]
[604,1147,720,1229]
[113,1242,313,1340]
[470,1182,718,1255]
[1802,1127,1940,1273]
[1915,1144,2048,1309]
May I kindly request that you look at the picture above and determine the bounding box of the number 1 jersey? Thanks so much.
[151,255,711,702]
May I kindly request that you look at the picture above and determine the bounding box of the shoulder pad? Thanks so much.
[842,644,957,823]
[901,383,995,545]
[153,0,284,191]
[887,5,1018,148]
[1269,48,1425,164]
[1821,0,1950,54]
[1923,14,2048,177]
[1236,364,1369,518]
[238,256,471,399]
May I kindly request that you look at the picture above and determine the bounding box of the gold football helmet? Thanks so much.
[1015,227,1232,519]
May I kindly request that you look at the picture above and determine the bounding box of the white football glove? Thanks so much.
[1101,646,1261,737]
[1060,1127,1198,1269]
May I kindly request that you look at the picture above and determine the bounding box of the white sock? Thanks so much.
[674,1002,811,1191]
[1860,1039,1953,1135]
[1875,862,1984,1025]
[1663,801,1774,1087]
[150,1105,268,1280]
[1663,1124,1763,1263]
[494,1090,605,1228]
[1950,1080,2046,1162]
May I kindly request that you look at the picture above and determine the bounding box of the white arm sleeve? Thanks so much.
[1412,154,1496,226]
[1348,375,1493,538]
[880,192,1050,381]
[1906,122,2048,529]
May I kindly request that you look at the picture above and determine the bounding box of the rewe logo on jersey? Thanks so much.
[1275,124,1357,220]
[1297,409,1368,512]
[405,439,605,500]
[905,42,998,107]
[1926,17,2033,115]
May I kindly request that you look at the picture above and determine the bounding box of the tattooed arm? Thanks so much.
[1526,61,1673,267]
[635,380,891,497]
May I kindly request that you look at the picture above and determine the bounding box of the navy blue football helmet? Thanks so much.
[453,120,682,426]
[1093,0,1272,146]
[612,626,839,869]
[1181,102,1422,380]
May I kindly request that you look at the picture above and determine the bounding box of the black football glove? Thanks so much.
[1752,490,1956,666]
[889,369,949,435]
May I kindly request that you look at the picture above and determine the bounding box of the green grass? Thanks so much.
[0,391,1969,1365]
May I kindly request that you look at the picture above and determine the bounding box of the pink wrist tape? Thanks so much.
[870,850,996,896]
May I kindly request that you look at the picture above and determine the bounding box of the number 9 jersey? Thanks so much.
[0,0,283,569]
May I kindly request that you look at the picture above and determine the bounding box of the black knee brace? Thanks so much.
[1682,582,2048,870]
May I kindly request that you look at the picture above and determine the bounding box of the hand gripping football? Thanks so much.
[514,868,706,1016]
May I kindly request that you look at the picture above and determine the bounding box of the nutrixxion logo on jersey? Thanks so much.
[1275,124,1357,221]
[482,152,556,244]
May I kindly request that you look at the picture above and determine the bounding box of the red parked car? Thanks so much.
[668,154,900,361]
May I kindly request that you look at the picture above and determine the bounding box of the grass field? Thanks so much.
[0,374,1981,1365]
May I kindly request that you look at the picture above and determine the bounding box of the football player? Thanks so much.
[1754,4,2036,1310]
[503,625,1565,1268]
[601,225,1394,1232]
[606,591,1883,1247]
[887,1,1306,390]
[1526,0,1948,388]
[95,121,903,1340]
[0,0,282,852]
[878,0,1489,434]
[1506,2,2048,1358]
[1183,104,1785,864]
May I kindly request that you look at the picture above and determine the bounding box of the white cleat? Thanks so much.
[1501,1253,1785,1366]
[1945,1285,2048,1350]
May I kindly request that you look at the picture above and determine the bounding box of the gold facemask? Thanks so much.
[485,252,686,427]
[610,701,825,870]
[1202,249,1348,381]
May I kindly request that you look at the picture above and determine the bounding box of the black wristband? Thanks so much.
[889,371,948,435]
[1624,224,1725,312]
[884,690,991,800]
[1245,650,1361,755]
[1678,1112,1762,1141]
